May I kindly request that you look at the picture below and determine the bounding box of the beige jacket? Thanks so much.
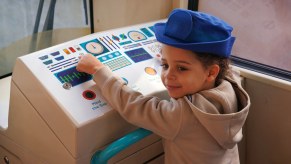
[93,66,250,164]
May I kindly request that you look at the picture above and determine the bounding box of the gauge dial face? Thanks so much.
[85,42,104,54]
[128,31,147,41]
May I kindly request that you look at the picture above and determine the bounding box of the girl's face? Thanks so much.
[160,45,214,98]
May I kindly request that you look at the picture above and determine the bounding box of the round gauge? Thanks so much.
[145,67,157,75]
[85,42,104,54]
[128,31,147,42]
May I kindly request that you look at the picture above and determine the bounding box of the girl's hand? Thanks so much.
[76,54,104,74]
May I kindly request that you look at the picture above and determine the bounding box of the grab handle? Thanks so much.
[91,128,152,164]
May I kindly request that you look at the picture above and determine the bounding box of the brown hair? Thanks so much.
[195,52,230,86]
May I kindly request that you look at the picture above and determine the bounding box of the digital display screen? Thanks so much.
[54,66,92,87]
[124,48,152,63]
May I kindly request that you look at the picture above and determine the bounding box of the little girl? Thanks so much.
[77,8,250,164]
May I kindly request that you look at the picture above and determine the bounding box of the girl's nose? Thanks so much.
[165,69,176,80]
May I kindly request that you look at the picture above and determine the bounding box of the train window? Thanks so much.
[194,0,291,81]
[0,0,92,79]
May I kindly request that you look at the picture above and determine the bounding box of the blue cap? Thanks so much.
[153,9,235,58]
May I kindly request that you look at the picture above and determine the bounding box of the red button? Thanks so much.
[82,90,96,100]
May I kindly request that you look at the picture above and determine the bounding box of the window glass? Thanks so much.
[0,0,91,78]
[198,0,291,73]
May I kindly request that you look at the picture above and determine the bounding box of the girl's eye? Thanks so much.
[160,64,169,69]
[178,66,188,71]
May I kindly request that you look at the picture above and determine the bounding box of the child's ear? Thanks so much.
[206,64,220,82]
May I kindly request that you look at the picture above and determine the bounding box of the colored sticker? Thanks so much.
[119,33,127,40]
[69,47,76,53]
[112,35,120,42]
[148,26,155,32]
[119,41,132,46]
[140,28,154,37]
[39,55,49,60]
[63,49,70,55]
[51,51,60,56]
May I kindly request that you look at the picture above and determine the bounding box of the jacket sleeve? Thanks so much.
[93,66,182,140]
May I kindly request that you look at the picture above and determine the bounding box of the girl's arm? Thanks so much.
[77,54,181,140]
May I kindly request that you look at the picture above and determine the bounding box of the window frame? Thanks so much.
[189,0,291,82]
[231,56,291,82]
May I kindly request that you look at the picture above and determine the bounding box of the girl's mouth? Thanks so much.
[166,85,181,90]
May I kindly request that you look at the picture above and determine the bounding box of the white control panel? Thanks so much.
[19,21,166,125]
[1,20,168,163]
